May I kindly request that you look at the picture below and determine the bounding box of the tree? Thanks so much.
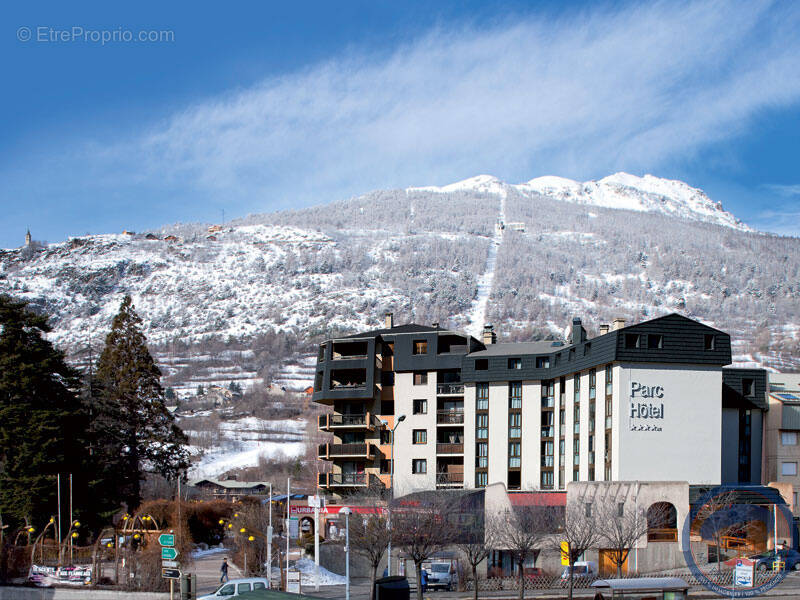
[556,503,601,600]
[93,296,189,511]
[596,500,668,578]
[487,504,555,600]
[692,488,743,576]
[348,509,389,600]
[457,539,489,600]
[0,295,86,528]
[391,493,457,600]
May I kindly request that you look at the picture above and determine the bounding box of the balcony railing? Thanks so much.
[542,397,555,408]
[330,382,366,390]
[319,472,385,488]
[647,528,678,542]
[319,413,380,431]
[436,410,464,424]
[541,455,554,467]
[318,443,381,459]
[437,383,465,395]
[541,427,554,438]
[436,472,464,484]
[436,443,464,454]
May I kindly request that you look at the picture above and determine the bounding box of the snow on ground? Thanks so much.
[192,545,228,558]
[292,558,347,586]
[466,188,505,338]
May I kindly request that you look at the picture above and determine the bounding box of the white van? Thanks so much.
[560,561,598,580]
[199,577,270,599]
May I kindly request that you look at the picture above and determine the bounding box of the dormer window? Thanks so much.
[508,357,522,370]
[536,356,550,369]
[648,334,663,349]
[413,340,428,355]
[625,334,641,349]
[704,334,716,350]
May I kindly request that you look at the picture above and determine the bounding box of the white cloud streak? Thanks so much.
[67,1,800,212]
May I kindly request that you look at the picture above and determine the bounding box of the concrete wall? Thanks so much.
[616,364,722,484]
[394,371,437,496]
[720,407,740,483]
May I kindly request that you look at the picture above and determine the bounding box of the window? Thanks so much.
[380,430,392,444]
[413,340,428,355]
[568,347,576,361]
[412,459,427,474]
[583,343,591,356]
[573,468,579,480]
[253,582,266,590]
[541,471,554,487]
[574,373,581,401]
[475,359,488,370]
[585,503,592,518]
[618,502,625,517]
[477,383,489,410]
[782,432,798,446]
[648,334,663,349]
[509,442,521,468]
[380,459,392,474]
[476,414,488,439]
[589,369,596,399]
[476,471,488,487]
[509,413,521,438]
[318,344,326,361]
[704,334,716,350]
[218,584,235,596]
[605,365,613,395]
[509,382,522,409]
[237,583,252,594]
[781,462,797,476]
[536,356,550,369]
[476,442,488,468]
[381,400,395,415]
[508,357,522,369]
[555,353,561,365]
[413,399,427,414]
[625,334,641,349]
[412,429,427,444]
[413,372,428,385]
[742,378,754,397]
[559,409,565,425]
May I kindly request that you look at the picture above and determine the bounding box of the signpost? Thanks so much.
[160,532,180,599]
[560,541,570,566]
[734,558,754,589]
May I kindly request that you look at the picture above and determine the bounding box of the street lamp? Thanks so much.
[340,506,352,600]
[386,414,406,576]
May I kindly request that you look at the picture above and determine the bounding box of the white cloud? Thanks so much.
[52,1,800,214]
[764,184,800,197]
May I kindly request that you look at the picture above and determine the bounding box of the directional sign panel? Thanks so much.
[161,547,179,560]
[162,568,181,580]
[162,560,179,568]
[158,534,175,546]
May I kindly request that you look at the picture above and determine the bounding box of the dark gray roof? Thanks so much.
[341,323,440,339]
[591,577,688,591]
[468,341,562,357]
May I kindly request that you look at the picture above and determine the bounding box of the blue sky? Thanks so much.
[2,0,800,248]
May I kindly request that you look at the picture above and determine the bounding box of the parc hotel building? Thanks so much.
[313,313,767,497]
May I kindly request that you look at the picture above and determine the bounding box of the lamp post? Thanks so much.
[386,414,406,576]
[267,482,273,588]
[340,506,352,600]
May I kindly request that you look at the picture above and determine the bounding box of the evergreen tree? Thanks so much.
[93,296,188,511]
[0,295,85,527]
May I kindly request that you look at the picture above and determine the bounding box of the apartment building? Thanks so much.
[313,312,766,497]
[764,373,800,512]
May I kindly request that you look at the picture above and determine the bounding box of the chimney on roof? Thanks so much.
[613,317,626,331]
[482,324,496,345]
[571,317,587,345]
[385,312,394,329]
[599,324,610,335]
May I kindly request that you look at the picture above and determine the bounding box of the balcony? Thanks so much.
[318,413,377,432]
[436,472,464,486]
[436,443,464,455]
[318,472,384,489]
[317,443,381,460]
[436,410,464,425]
[541,455,554,467]
[542,397,555,408]
[437,383,465,396]
[541,427,554,438]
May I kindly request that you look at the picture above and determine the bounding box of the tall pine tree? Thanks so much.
[0,295,85,527]
[93,296,188,511]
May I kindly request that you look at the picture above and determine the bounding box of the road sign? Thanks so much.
[162,568,181,579]
[560,541,570,565]
[158,534,175,547]
[734,559,754,587]
[162,560,179,568]
[161,547,179,560]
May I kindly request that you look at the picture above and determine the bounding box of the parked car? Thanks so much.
[426,561,455,591]
[749,549,800,572]
[560,561,598,582]
[199,577,271,599]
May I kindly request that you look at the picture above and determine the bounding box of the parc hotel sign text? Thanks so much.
[629,381,664,432]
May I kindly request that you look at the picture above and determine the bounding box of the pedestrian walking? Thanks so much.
[220,557,229,583]
[420,567,428,592]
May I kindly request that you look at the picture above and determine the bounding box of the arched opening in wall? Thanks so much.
[647,502,678,542]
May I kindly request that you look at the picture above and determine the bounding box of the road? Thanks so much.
[193,550,244,595]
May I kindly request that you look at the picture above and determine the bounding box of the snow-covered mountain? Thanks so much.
[2,172,799,399]
[416,172,749,231]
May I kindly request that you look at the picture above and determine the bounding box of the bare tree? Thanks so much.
[391,493,458,600]
[693,488,744,576]
[486,504,556,600]
[347,509,390,600]
[556,503,602,600]
[596,501,669,578]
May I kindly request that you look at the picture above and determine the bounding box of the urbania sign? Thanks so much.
[629,381,664,431]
